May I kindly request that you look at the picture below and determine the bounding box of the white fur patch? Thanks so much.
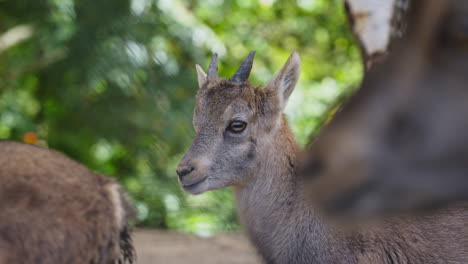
[106,183,125,229]
[346,0,395,55]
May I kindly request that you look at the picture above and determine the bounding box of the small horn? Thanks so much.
[208,53,218,78]
[231,51,256,83]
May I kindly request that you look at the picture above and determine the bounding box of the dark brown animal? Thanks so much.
[177,51,468,263]
[0,141,134,263]
[301,0,468,220]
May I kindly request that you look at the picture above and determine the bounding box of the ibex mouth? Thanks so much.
[182,176,208,193]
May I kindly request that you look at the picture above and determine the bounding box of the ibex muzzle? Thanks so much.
[301,0,468,219]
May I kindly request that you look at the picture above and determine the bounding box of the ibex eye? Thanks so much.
[227,121,247,133]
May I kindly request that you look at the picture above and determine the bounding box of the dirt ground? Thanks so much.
[133,229,262,264]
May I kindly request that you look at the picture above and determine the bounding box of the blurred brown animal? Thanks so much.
[301,0,468,219]
[177,51,468,263]
[0,141,135,264]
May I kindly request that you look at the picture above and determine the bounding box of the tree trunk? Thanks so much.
[345,0,409,68]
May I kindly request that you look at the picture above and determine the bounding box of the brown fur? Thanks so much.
[301,0,468,219]
[0,141,135,264]
[179,52,468,263]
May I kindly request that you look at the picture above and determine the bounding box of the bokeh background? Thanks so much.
[0,0,362,234]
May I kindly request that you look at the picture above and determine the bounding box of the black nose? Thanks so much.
[176,166,194,179]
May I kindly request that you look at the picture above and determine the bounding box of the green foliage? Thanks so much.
[0,0,362,233]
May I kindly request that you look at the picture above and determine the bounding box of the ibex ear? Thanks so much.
[267,51,301,109]
[195,64,207,88]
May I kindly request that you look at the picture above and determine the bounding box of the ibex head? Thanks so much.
[177,51,301,194]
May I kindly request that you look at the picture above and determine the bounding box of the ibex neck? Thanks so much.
[234,116,348,263]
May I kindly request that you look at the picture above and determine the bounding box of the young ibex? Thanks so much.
[0,141,134,263]
[301,0,468,220]
[177,51,468,263]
